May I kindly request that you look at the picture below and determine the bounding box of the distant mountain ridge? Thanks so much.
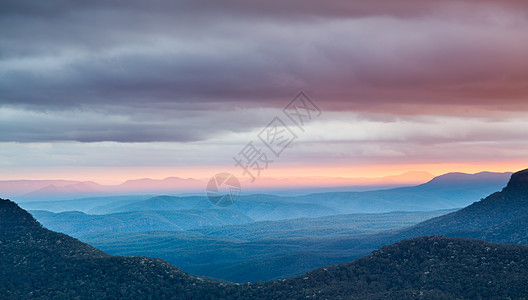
[324,168,528,253]
[0,171,447,202]
[0,180,86,197]
[72,169,525,282]
[425,171,511,185]
[392,168,528,243]
[30,208,254,237]
[8,177,204,201]
[18,171,512,218]
[285,171,512,213]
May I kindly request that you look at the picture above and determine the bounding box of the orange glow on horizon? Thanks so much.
[1,161,526,186]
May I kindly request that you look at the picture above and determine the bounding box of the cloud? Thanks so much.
[0,106,282,142]
[1,0,528,143]
[2,113,528,175]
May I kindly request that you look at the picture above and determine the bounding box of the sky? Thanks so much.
[1,0,528,185]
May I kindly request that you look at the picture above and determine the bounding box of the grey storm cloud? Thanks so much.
[1,0,528,142]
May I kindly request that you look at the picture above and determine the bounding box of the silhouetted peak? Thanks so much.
[0,198,41,229]
[424,171,511,186]
[504,169,528,193]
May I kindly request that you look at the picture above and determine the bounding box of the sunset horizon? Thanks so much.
[2,1,528,192]
[0,166,523,187]
[2,1,528,298]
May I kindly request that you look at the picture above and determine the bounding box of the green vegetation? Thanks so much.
[254,236,528,299]
[3,199,528,299]
[2,170,528,298]
[46,210,453,282]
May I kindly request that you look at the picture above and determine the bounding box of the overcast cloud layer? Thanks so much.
[1,0,528,180]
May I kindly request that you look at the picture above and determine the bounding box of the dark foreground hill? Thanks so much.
[3,198,528,299]
[0,199,240,299]
[256,235,528,299]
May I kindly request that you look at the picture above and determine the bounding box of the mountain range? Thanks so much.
[261,168,528,273]
[30,208,254,236]
[24,169,526,283]
[2,196,528,298]
[394,168,528,244]
[1,171,438,201]
[19,172,512,218]
[0,177,203,201]
[80,210,454,282]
